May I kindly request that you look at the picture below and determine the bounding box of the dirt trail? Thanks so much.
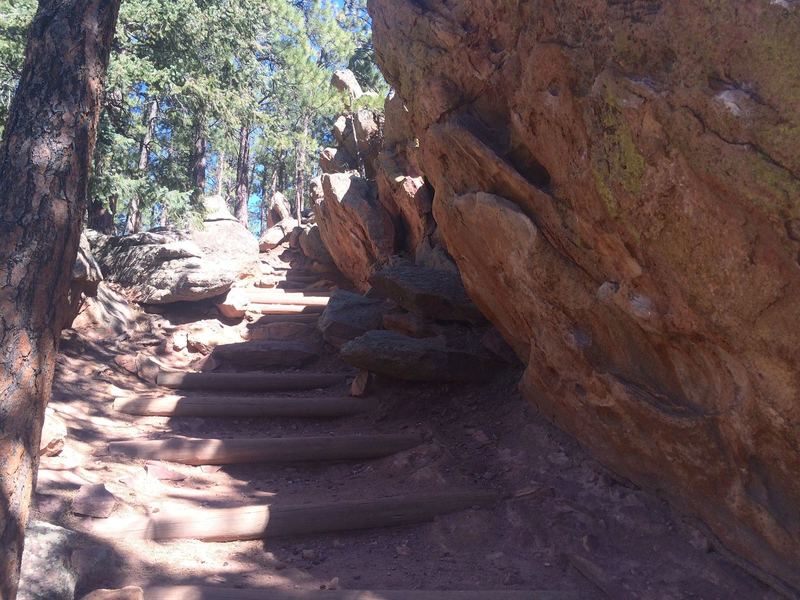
[34,249,781,600]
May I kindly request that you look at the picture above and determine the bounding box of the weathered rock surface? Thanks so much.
[369,264,482,323]
[259,217,299,252]
[40,407,68,457]
[318,290,386,348]
[69,231,104,320]
[215,287,249,320]
[298,224,334,265]
[19,521,78,600]
[91,197,259,304]
[370,0,800,587]
[264,191,292,228]
[340,330,495,383]
[313,173,395,290]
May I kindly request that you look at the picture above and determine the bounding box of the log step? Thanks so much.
[211,341,320,369]
[249,314,320,326]
[108,433,423,466]
[156,372,345,392]
[113,394,368,418]
[145,490,499,541]
[144,587,577,600]
[248,304,325,315]
[246,290,332,303]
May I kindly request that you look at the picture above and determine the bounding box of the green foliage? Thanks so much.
[0,0,387,233]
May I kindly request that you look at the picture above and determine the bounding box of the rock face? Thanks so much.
[313,173,395,290]
[91,197,259,304]
[370,0,800,587]
[19,521,78,600]
[369,264,483,323]
[318,290,387,348]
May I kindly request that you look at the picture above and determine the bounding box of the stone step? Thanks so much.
[113,394,367,418]
[143,586,577,600]
[156,371,345,392]
[128,491,499,542]
[211,340,320,369]
[108,433,423,466]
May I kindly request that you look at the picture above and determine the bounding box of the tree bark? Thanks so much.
[126,98,157,234]
[234,123,250,229]
[294,114,310,222]
[216,149,226,197]
[190,117,207,207]
[0,1,121,597]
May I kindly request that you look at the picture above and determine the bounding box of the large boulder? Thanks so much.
[298,224,334,265]
[92,197,259,304]
[259,217,299,252]
[371,0,800,586]
[369,264,483,323]
[19,521,78,600]
[340,330,496,383]
[68,232,104,321]
[313,173,396,291]
[318,290,386,348]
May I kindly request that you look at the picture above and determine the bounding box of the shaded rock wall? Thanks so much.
[369,0,800,588]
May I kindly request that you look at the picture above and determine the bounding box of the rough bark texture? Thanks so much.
[0,0,120,597]
[235,124,251,229]
[370,0,800,590]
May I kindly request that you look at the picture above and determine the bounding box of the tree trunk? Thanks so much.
[126,98,157,234]
[234,123,250,229]
[190,117,207,207]
[294,115,309,222]
[0,1,120,597]
[88,195,116,234]
[216,150,226,197]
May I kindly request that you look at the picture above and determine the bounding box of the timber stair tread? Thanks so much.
[156,371,346,391]
[113,394,367,418]
[108,433,423,465]
[112,490,500,542]
[143,587,577,599]
[247,303,325,315]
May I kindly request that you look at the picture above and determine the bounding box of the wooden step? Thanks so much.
[248,304,325,315]
[113,394,367,418]
[144,490,499,541]
[108,433,423,466]
[156,372,345,392]
[249,314,320,326]
[248,289,332,300]
[144,586,577,600]
[211,341,319,368]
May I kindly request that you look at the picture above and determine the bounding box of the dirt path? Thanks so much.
[34,249,782,600]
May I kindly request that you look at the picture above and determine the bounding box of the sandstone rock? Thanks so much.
[68,231,104,320]
[265,191,292,228]
[371,1,800,584]
[332,110,383,178]
[186,320,239,355]
[40,407,68,457]
[215,287,249,320]
[318,290,386,348]
[19,521,78,600]
[72,484,117,519]
[314,173,396,291]
[340,330,495,383]
[382,311,433,339]
[259,217,299,252]
[211,340,320,368]
[350,370,374,398]
[320,147,354,174]
[369,264,483,323]
[375,151,433,253]
[332,68,364,101]
[92,197,259,304]
[298,224,334,265]
[383,90,412,148]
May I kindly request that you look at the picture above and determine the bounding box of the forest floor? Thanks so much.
[33,247,783,600]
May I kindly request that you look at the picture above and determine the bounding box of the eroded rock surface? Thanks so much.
[370,0,800,587]
[91,197,259,304]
